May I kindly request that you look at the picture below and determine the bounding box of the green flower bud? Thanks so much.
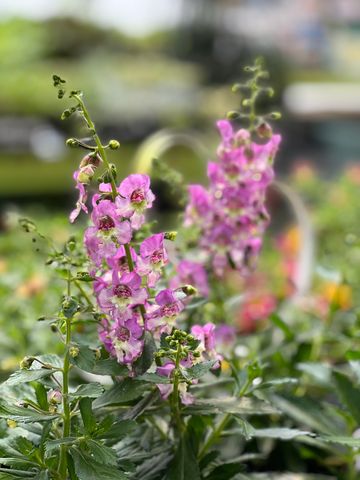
[7,419,17,429]
[20,356,35,370]
[269,112,282,120]
[182,285,197,296]
[69,346,80,358]
[227,110,240,120]
[193,350,201,358]
[66,138,80,148]
[164,231,177,241]
[109,140,120,150]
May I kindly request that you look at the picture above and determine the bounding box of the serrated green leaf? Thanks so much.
[4,369,55,386]
[95,419,136,442]
[70,447,127,480]
[80,397,96,434]
[45,437,77,454]
[183,397,278,416]
[69,383,104,399]
[86,439,117,466]
[92,358,128,376]
[34,383,48,411]
[137,373,170,384]
[93,379,149,409]
[333,371,360,424]
[70,345,96,372]
[0,400,58,423]
[182,361,217,381]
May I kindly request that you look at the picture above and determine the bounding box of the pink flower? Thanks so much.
[184,185,211,227]
[137,233,168,287]
[97,271,147,314]
[99,311,144,365]
[146,289,184,333]
[156,362,194,405]
[191,322,222,368]
[116,174,155,229]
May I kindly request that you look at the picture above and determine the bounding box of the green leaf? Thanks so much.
[318,435,360,447]
[45,437,77,454]
[4,369,55,386]
[95,419,137,443]
[70,447,127,480]
[80,397,96,434]
[332,371,360,424]
[165,434,201,480]
[93,379,149,409]
[229,419,315,441]
[69,383,104,399]
[269,394,340,435]
[205,461,244,480]
[137,373,170,384]
[70,345,96,372]
[34,383,48,411]
[296,363,332,386]
[92,358,128,376]
[183,397,278,416]
[132,333,156,376]
[248,377,298,392]
[182,361,217,381]
[0,400,58,423]
[86,440,117,466]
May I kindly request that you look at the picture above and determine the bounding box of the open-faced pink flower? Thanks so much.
[99,311,144,365]
[115,174,155,229]
[97,271,147,314]
[137,233,168,287]
[146,289,184,333]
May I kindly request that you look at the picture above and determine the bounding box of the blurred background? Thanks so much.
[1,0,360,208]
[1,0,360,367]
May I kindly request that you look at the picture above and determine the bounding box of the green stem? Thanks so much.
[73,94,118,200]
[58,273,73,479]
[171,342,183,435]
[74,280,93,307]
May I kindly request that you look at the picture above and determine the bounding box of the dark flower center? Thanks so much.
[98,215,115,231]
[130,188,145,204]
[116,326,130,341]
[162,303,179,318]
[150,250,163,264]
[113,284,132,298]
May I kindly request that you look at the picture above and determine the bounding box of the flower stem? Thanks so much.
[73,94,118,200]
[58,274,73,479]
[171,342,183,435]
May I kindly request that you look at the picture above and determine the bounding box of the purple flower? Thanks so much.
[137,233,168,287]
[146,289,184,333]
[107,245,137,275]
[99,311,144,365]
[97,271,147,314]
[116,174,155,229]
[84,199,132,266]
[170,260,209,297]
[69,171,89,223]
[191,322,222,368]
[156,362,194,405]
[69,154,102,223]
[184,185,211,227]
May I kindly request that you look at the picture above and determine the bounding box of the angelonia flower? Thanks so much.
[184,120,281,277]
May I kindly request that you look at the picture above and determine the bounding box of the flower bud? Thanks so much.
[269,112,281,120]
[256,121,272,139]
[20,356,35,370]
[69,345,80,358]
[79,153,102,169]
[66,138,80,148]
[182,284,198,296]
[7,419,17,429]
[164,231,177,241]
[227,110,240,120]
[109,140,120,150]
[47,389,62,405]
